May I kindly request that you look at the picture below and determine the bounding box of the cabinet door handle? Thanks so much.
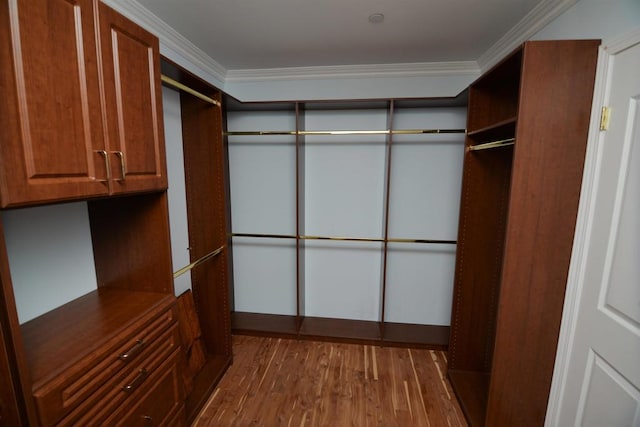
[113,151,126,181]
[95,150,112,182]
[119,339,145,361]
[122,368,148,393]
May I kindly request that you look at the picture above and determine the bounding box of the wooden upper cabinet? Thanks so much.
[0,0,110,207]
[0,0,167,208]
[98,3,168,195]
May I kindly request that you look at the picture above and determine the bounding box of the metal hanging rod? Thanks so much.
[231,233,455,244]
[301,235,456,244]
[225,129,466,137]
[468,137,515,152]
[161,75,221,107]
[231,232,297,239]
[387,237,457,245]
[301,235,383,243]
[173,246,224,279]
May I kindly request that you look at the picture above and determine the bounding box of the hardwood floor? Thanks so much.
[193,335,467,426]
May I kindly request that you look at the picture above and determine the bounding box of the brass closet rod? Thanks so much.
[468,137,515,152]
[225,129,466,136]
[173,246,224,279]
[231,233,455,245]
[161,75,221,107]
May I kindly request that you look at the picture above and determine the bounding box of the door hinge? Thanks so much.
[600,106,611,131]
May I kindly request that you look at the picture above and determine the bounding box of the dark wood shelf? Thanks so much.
[467,116,517,141]
[233,312,450,349]
[382,322,449,350]
[299,316,381,344]
[232,312,299,337]
[448,370,490,427]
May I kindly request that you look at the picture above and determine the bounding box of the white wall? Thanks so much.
[532,0,640,41]
[227,106,466,325]
[2,203,97,324]
[225,73,475,103]
[163,87,192,296]
[227,110,298,315]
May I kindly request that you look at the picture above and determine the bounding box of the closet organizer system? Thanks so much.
[225,96,469,347]
[0,0,231,421]
[159,61,233,424]
[447,40,599,426]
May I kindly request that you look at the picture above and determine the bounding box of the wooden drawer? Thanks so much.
[32,305,177,426]
[110,349,185,426]
[57,324,181,426]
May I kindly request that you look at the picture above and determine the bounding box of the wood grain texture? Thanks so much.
[98,2,168,194]
[176,290,207,395]
[0,0,109,207]
[486,39,599,427]
[179,86,234,423]
[447,39,599,427]
[193,336,466,426]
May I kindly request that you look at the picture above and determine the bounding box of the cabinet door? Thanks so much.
[0,0,110,208]
[98,3,168,194]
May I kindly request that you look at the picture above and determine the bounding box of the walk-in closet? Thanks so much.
[2,0,635,425]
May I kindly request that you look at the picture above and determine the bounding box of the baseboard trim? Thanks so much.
[232,311,449,349]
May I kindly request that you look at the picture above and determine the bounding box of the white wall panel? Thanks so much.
[2,203,97,323]
[228,110,298,314]
[384,107,465,324]
[304,241,383,321]
[232,238,297,315]
[163,87,192,296]
[227,111,297,234]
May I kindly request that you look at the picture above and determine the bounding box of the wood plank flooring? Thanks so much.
[193,335,467,426]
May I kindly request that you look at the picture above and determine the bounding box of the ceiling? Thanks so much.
[134,0,553,71]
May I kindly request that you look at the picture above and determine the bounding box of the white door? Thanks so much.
[546,29,640,427]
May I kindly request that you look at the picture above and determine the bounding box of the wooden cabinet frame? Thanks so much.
[447,40,600,426]
[0,0,167,209]
[160,58,233,424]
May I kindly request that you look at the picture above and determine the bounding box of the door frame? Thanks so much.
[545,27,640,426]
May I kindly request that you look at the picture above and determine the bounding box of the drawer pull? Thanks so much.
[119,339,145,361]
[95,150,112,182]
[113,151,126,181]
[122,368,148,393]
[142,415,153,423]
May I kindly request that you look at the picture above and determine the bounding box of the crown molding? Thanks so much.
[100,0,227,84]
[477,0,579,72]
[101,0,576,91]
[225,61,480,83]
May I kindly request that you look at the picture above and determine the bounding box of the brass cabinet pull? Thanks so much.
[119,339,145,361]
[95,150,112,182]
[122,368,148,393]
[142,415,153,423]
[113,151,126,181]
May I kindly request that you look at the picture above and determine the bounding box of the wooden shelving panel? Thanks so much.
[448,40,600,426]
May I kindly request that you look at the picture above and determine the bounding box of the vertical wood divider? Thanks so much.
[379,100,396,342]
[221,103,235,314]
[295,102,306,334]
